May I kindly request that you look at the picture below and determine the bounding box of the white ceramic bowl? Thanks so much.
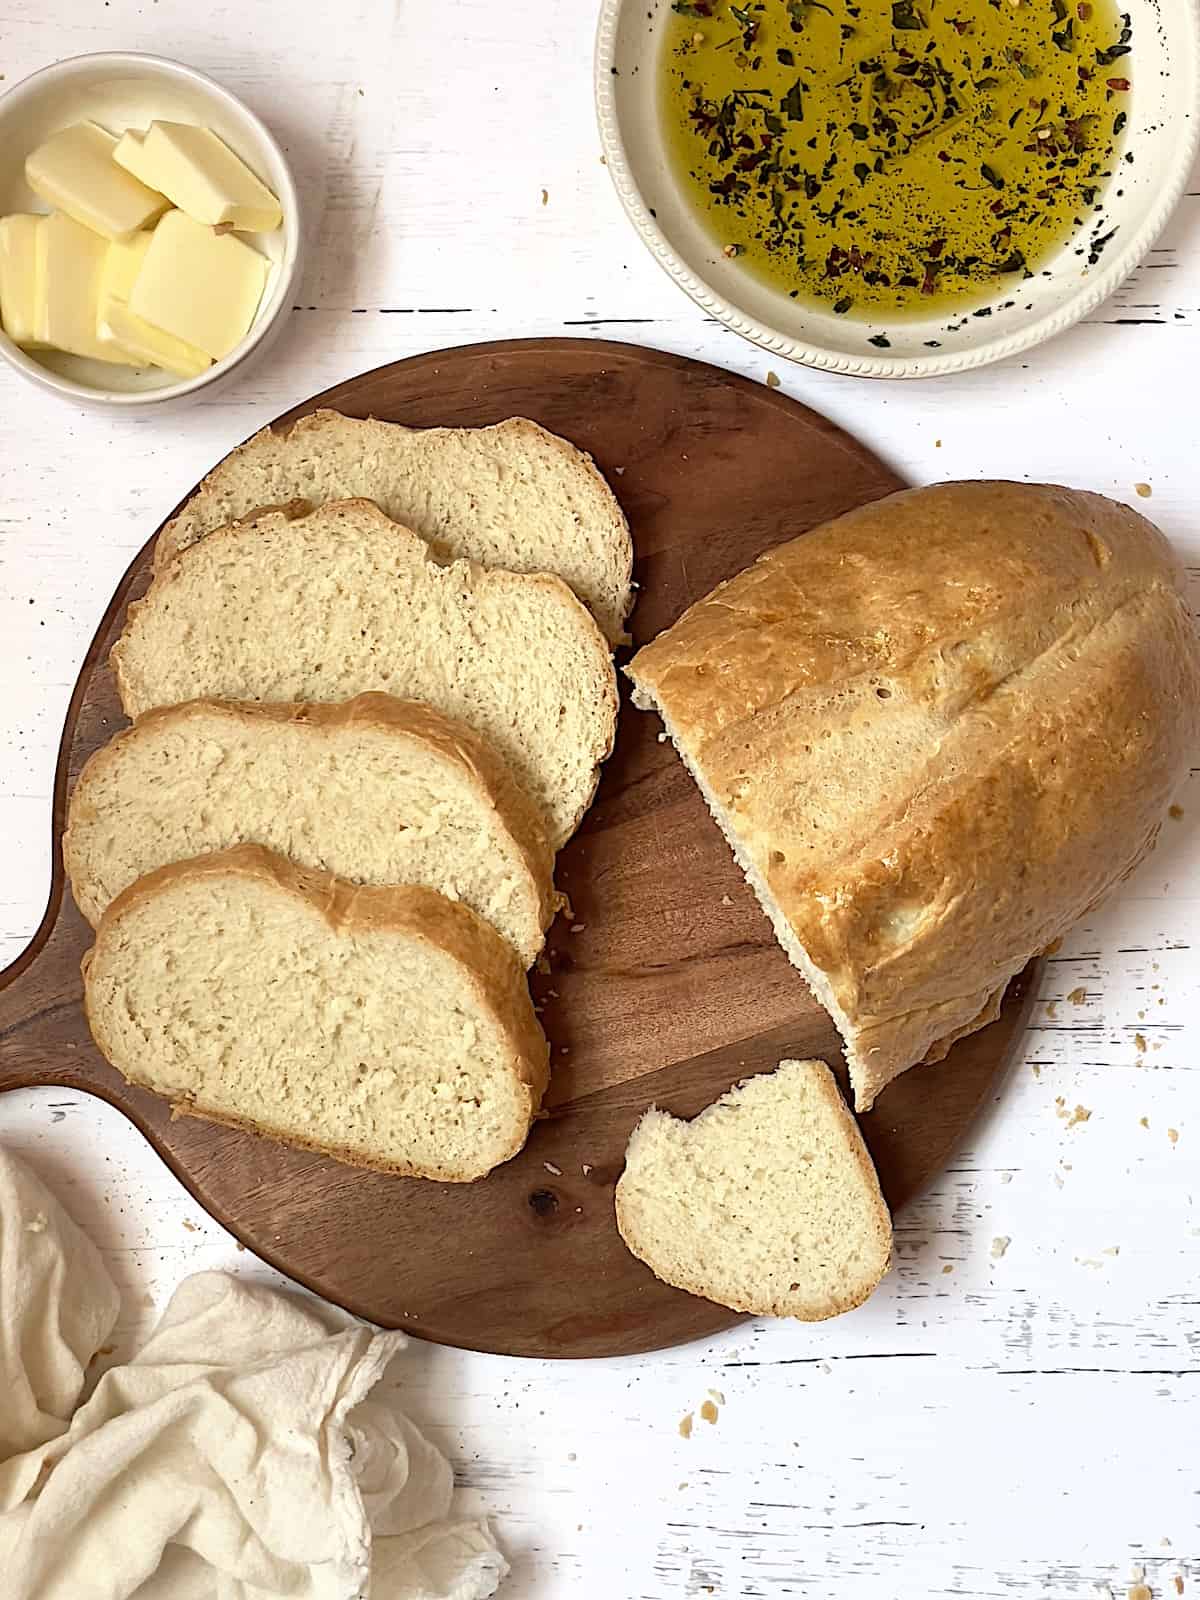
[596,0,1200,377]
[0,52,302,409]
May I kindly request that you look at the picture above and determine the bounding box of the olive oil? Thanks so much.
[660,0,1132,317]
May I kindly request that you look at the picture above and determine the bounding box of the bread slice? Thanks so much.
[64,694,557,964]
[111,499,619,850]
[82,845,550,1181]
[628,482,1200,1109]
[155,409,633,645]
[615,1059,892,1320]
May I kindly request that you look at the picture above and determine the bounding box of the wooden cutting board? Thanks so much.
[0,339,1038,1358]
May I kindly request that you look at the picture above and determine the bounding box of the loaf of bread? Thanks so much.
[155,409,633,645]
[82,845,550,1181]
[112,499,619,850]
[615,1058,892,1319]
[628,482,1200,1109]
[64,694,557,964]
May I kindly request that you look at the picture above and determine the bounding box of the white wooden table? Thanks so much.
[2,2,1197,1595]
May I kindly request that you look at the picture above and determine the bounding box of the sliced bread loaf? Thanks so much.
[615,1058,892,1320]
[111,499,619,849]
[82,844,550,1181]
[64,694,557,964]
[628,482,1200,1109]
[155,409,633,645]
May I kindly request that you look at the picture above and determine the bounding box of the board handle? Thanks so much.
[0,883,97,1096]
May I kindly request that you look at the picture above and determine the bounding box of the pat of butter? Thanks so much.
[40,210,139,365]
[115,123,283,233]
[0,214,48,347]
[129,210,269,361]
[96,232,212,378]
[26,122,168,241]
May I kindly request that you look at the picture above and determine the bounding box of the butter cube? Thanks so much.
[26,121,168,241]
[96,232,211,378]
[40,211,140,365]
[115,123,283,233]
[0,214,48,347]
[129,209,269,361]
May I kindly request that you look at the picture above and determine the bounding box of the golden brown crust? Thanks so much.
[629,482,1200,1107]
[65,693,559,937]
[83,843,550,1179]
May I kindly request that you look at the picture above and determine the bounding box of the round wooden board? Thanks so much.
[0,339,1039,1358]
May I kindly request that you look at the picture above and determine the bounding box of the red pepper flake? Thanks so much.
[990,197,1005,214]
[1077,65,1093,80]
[1106,77,1131,90]
[1077,2,1091,15]
[937,149,950,162]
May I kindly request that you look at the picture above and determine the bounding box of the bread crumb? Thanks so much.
[707,1388,725,1405]
[1046,1000,1058,1018]
[1000,1170,1014,1183]
[942,1263,954,1274]
[1168,1127,1179,1144]
[540,187,548,205]
[25,1214,47,1234]
[700,1399,719,1424]
[991,1235,1011,1259]
[1140,1116,1149,1129]
[657,730,668,742]
[235,1240,245,1251]
[1173,1577,1184,1595]
[1102,1244,1121,1256]
[1134,481,1152,498]
[1031,1064,1042,1078]
[1128,1589,1152,1600]
[765,370,781,388]
[1067,986,1088,1005]
[1169,804,1184,820]
[679,1412,694,1439]
[582,1163,593,1175]
[570,923,586,934]
[544,1161,562,1176]
[182,1218,198,1232]
[1135,1033,1147,1053]
[935,438,942,447]
[723,242,740,258]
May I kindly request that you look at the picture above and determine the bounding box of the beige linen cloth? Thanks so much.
[0,1148,507,1600]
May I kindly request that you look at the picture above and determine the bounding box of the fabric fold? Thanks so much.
[0,1147,506,1600]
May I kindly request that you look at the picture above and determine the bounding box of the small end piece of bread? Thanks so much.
[111,499,618,850]
[82,844,549,1182]
[154,409,633,645]
[615,1058,892,1320]
[64,694,558,965]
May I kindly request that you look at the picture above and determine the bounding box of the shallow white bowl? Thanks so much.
[0,52,302,409]
[596,0,1200,377]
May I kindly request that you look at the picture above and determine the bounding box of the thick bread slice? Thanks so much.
[155,409,633,645]
[111,499,619,850]
[64,694,557,964]
[82,844,550,1182]
[615,1058,892,1320]
[628,482,1200,1109]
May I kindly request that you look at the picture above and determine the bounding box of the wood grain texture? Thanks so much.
[0,338,1038,1357]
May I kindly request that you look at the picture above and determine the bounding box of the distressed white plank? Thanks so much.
[2,0,1199,1594]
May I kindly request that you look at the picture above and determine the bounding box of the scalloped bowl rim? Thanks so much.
[595,0,1200,378]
